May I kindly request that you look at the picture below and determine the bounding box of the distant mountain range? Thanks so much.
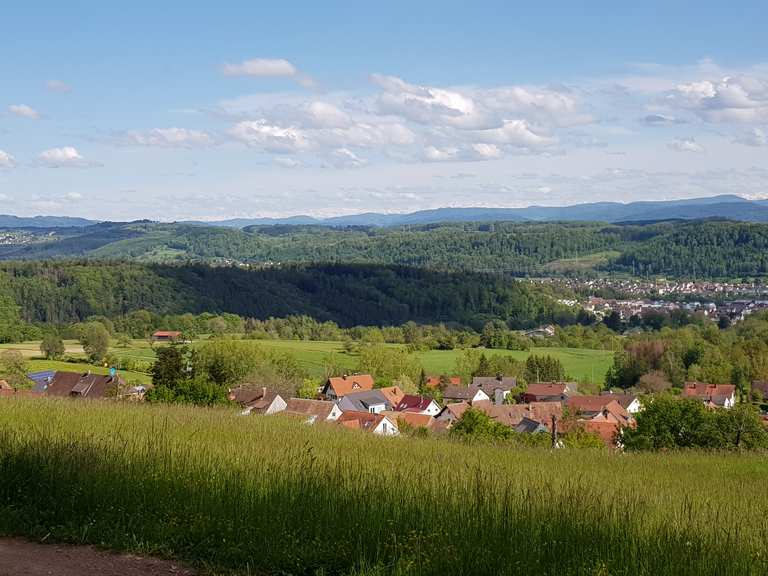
[186,195,768,228]
[2,195,768,229]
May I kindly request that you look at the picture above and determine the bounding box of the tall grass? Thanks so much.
[1,398,767,575]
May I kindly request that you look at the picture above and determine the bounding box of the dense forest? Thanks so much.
[0,261,577,335]
[3,219,768,278]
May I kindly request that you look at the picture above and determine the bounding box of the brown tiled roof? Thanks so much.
[487,402,563,429]
[283,398,336,420]
[325,374,374,397]
[682,382,735,402]
[471,377,517,391]
[582,420,621,446]
[379,385,405,407]
[336,410,395,433]
[443,385,487,401]
[599,393,638,410]
[425,376,461,388]
[525,383,569,397]
[42,372,121,399]
[383,411,433,429]
[441,401,471,419]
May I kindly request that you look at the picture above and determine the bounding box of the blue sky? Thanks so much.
[1,1,767,220]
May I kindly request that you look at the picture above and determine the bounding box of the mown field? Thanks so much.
[1,399,766,575]
[0,339,614,387]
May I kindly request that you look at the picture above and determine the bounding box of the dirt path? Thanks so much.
[0,538,195,576]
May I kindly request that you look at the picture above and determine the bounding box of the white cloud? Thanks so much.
[304,101,352,129]
[38,146,92,167]
[330,147,367,168]
[668,138,705,153]
[8,104,40,119]
[471,143,502,159]
[669,75,768,123]
[424,146,460,162]
[64,192,83,200]
[222,58,297,77]
[46,79,72,93]
[0,150,15,168]
[476,120,556,149]
[228,120,310,152]
[733,127,767,147]
[124,128,213,148]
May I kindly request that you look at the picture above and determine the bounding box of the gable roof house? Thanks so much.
[471,376,518,405]
[567,396,634,426]
[337,411,400,436]
[383,411,435,430]
[682,382,736,409]
[321,374,375,400]
[522,382,578,403]
[486,402,563,431]
[152,330,183,342]
[395,394,442,416]
[442,385,490,404]
[228,386,287,415]
[282,398,343,424]
[378,385,406,407]
[31,371,123,399]
[337,389,392,414]
[600,391,642,414]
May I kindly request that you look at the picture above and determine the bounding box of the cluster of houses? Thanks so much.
[226,374,644,446]
[1,367,745,447]
[0,370,145,400]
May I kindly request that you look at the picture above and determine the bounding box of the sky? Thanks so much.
[1,1,768,221]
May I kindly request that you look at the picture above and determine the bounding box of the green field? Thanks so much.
[0,338,614,388]
[1,399,766,575]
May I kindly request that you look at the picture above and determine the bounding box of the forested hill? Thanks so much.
[0,262,575,331]
[2,219,768,278]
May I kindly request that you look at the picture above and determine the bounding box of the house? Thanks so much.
[383,411,435,430]
[337,389,392,414]
[514,417,549,434]
[682,382,736,408]
[336,411,400,436]
[282,398,342,423]
[152,330,182,343]
[30,371,123,399]
[522,382,578,403]
[436,401,472,424]
[486,402,562,430]
[321,374,375,400]
[395,394,442,416]
[471,376,518,405]
[600,391,642,414]
[581,420,622,447]
[443,385,490,404]
[228,386,287,415]
[567,396,634,426]
[523,324,556,339]
[0,380,12,397]
[425,375,461,389]
[379,385,406,407]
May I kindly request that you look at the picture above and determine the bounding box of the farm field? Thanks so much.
[1,399,766,576]
[0,339,614,386]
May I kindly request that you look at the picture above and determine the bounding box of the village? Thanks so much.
[1,364,745,448]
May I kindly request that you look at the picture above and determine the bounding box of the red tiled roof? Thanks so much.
[682,382,735,400]
[395,394,435,412]
[325,374,375,397]
[425,376,461,388]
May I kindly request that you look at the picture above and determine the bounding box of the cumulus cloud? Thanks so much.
[669,75,768,123]
[0,150,15,168]
[8,104,40,119]
[330,148,367,168]
[668,137,705,153]
[475,119,556,149]
[124,128,213,147]
[46,79,72,93]
[228,120,310,153]
[38,146,92,167]
[733,127,767,147]
[64,192,83,201]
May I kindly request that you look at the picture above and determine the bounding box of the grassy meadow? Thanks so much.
[1,398,766,575]
[0,338,614,387]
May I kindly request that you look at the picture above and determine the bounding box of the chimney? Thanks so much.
[262,386,267,398]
